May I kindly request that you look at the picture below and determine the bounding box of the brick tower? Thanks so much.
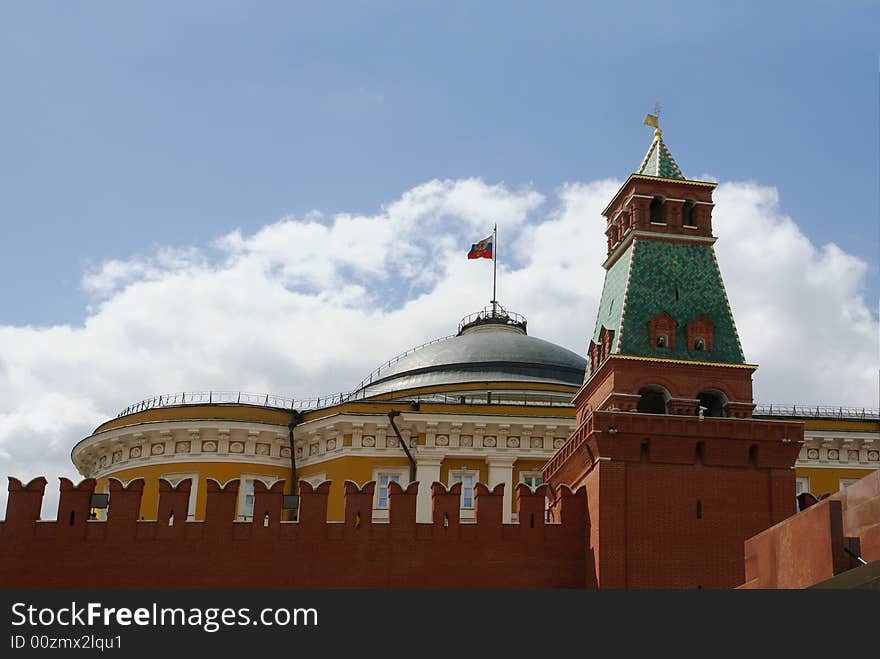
[543,122,804,589]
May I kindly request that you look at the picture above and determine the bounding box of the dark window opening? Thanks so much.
[748,444,758,467]
[674,285,680,301]
[69,511,76,526]
[640,439,650,461]
[683,199,697,227]
[637,386,669,414]
[168,511,174,527]
[696,390,727,418]
[529,513,535,528]
[696,441,705,464]
[696,499,702,519]
[694,338,705,351]
[650,196,664,223]
[656,334,668,348]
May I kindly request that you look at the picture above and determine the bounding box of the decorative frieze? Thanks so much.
[799,433,880,469]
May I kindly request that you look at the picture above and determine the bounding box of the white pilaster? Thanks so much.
[415,457,442,523]
[486,454,517,523]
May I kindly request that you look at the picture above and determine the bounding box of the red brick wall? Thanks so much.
[741,470,880,588]
[544,410,803,589]
[574,358,757,417]
[0,476,590,589]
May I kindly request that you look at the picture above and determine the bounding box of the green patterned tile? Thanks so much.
[588,237,745,372]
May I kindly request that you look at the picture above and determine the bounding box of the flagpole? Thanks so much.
[492,223,497,317]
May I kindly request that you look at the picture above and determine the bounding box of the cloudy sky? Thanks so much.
[0,2,877,516]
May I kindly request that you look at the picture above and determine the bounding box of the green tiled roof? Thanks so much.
[587,245,633,379]
[587,238,745,377]
[636,132,685,180]
[591,243,633,348]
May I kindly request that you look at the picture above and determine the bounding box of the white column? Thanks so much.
[415,457,442,523]
[486,455,517,523]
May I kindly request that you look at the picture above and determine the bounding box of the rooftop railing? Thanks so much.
[348,334,456,396]
[457,304,527,336]
[392,391,574,407]
[114,387,574,418]
[752,404,879,421]
[116,390,355,418]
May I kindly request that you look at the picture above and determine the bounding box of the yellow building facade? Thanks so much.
[73,307,585,522]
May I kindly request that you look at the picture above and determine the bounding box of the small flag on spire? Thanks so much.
[467,235,493,260]
[643,113,659,129]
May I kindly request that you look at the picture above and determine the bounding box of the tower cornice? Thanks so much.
[602,174,717,217]
[602,230,717,270]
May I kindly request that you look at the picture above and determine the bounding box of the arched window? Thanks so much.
[650,195,665,223]
[686,316,714,353]
[648,311,677,350]
[682,199,697,227]
[636,385,670,414]
[696,390,727,418]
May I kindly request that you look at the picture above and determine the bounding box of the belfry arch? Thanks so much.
[696,389,728,417]
[636,385,670,414]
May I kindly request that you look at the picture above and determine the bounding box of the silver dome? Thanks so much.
[353,317,587,399]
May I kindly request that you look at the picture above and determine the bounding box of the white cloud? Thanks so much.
[0,177,876,518]
[713,182,878,405]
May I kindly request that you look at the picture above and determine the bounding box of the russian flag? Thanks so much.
[468,235,493,260]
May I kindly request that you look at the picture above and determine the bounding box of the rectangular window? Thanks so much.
[237,475,273,521]
[521,472,543,490]
[377,473,400,509]
[451,472,476,509]
[243,479,256,519]
[839,478,859,491]
[795,476,810,496]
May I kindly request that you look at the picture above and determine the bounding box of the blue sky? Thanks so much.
[1,1,878,325]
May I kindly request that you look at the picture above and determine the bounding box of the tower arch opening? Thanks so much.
[649,195,665,223]
[696,389,727,418]
[636,385,670,414]
[682,199,697,227]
